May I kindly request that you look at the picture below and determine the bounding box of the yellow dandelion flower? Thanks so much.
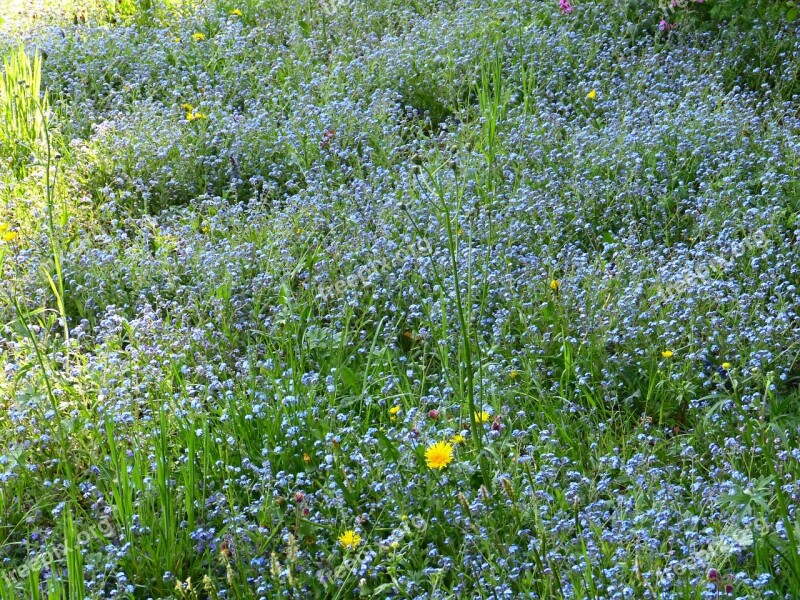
[722,362,731,370]
[661,350,674,359]
[2,231,18,242]
[587,89,597,100]
[338,530,362,550]
[192,32,206,41]
[0,222,8,233]
[389,406,401,416]
[425,441,454,469]
[509,369,521,379]
[230,8,243,16]
[450,433,465,445]
[173,36,181,43]
[181,103,194,112]
[550,279,560,292]
[473,410,490,424]
[303,452,311,463]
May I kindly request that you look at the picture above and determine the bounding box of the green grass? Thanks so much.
[0,47,49,176]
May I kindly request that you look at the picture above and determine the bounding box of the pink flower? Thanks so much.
[559,0,573,14]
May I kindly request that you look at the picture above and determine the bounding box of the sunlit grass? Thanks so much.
[0,0,99,40]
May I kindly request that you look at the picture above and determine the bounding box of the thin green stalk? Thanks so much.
[155,406,176,569]
[41,103,70,361]
[105,416,134,541]
[64,508,85,600]
[423,166,491,489]
[183,421,197,538]
[10,295,73,484]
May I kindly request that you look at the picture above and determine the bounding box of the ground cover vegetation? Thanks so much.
[0,0,799,597]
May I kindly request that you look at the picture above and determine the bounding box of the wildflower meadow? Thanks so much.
[0,0,799,597]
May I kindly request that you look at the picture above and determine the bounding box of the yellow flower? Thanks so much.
[181,103,194,112]
[2,231,18,242]
[425,441,454,469]
[192,32,206,41]
[389,406,401,416]
[0,222,8,233]
[425,442,453,469]
[509,369,521,379]
[586,89,597,100]
[550,279,560,292]
[661,350,674,359]
[450,433,465,445]
[722,362,731,370]
[230,8,243,16]
[473,410,490,424]
[303,452,311,463]
[338,530,362,550]
[173,36,181,43]
[187,111,208,122]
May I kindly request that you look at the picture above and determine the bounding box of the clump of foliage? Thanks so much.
[0,47,49,175]
[656,0,798,25]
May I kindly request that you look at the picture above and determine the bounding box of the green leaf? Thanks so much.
[339,366,359,393]
[375,429,400,461]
